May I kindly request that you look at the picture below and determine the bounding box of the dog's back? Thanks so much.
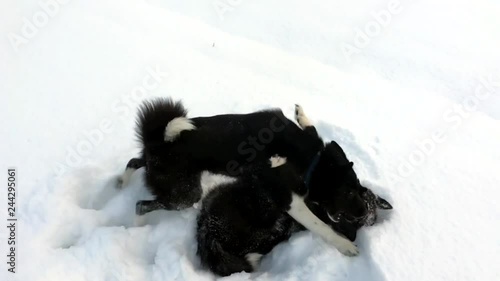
[133,98,323,210]
[136,98,321,172]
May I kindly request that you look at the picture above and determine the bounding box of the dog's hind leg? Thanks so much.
[295,104,319,138]
[118,158,146,188]
[136,200,166,215]
[287,193,359,256]
[295,104,313,129]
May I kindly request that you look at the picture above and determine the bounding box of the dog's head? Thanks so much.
[307,141,368,222]
[306,141,394,241]
[306,168,366,242]
[307,186,393,241]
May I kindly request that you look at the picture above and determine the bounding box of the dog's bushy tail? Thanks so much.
[135,98,187,147]
[197,224,253,276]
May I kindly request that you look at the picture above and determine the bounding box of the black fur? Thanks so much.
[196,160,306,276]
[125,98,394,276]
[196,159,392,276]
[360,187,393,226]
[128,98,366,221]
[135,98,189,147]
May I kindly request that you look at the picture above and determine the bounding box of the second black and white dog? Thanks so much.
[121,98,374,256]
[197,155,393,276]
[196,156,308,276]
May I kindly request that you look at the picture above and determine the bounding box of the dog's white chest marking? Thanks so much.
[287,193,359,256]
[200,171,237,199]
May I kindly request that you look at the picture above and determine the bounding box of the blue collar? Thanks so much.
[304,152,321,188]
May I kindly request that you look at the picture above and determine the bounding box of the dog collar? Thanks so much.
[304,152,321,188]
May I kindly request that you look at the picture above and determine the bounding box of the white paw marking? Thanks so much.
[295,104,313,129]
[164,117,196,142]
[333,238,360,257]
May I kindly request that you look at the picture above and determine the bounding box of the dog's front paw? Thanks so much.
[335,240,359,257]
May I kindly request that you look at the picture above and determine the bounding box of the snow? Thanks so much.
[1,0,500,280]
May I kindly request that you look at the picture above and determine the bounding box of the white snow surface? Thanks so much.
[1,0,500,280]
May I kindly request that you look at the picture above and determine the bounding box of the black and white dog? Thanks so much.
[121,98,371,256]
[196,155,392,276]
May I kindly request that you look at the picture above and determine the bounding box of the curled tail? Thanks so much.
[135,98,194,147]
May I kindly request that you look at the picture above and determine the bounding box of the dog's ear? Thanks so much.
[376,196,393,210]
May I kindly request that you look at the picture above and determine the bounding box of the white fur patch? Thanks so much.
[295,104,313,129]
[200,171,237,199]
[164,117,196,142]
[245,253,263,269]
[287,193,359,256]
[270,156,287,167]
